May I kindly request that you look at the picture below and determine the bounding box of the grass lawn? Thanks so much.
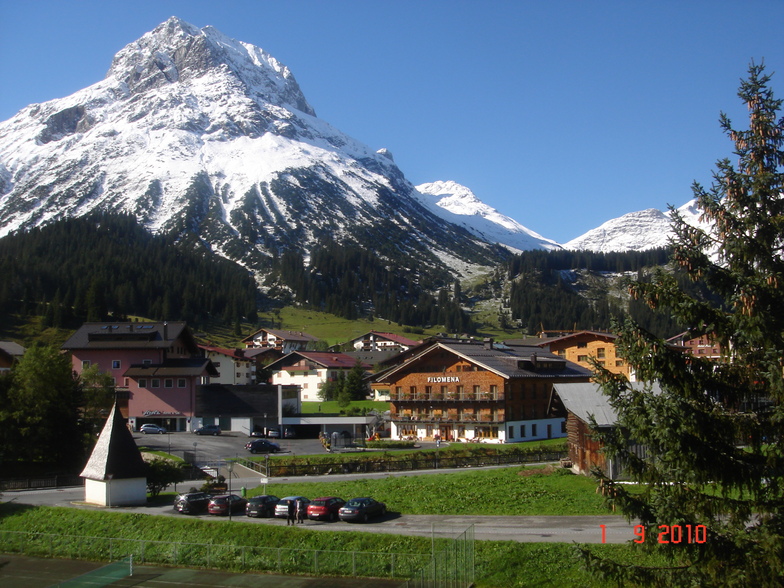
[300,400,389,414]
[0,503,672,588]
[253,465,612,516]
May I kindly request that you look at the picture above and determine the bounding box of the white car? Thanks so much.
[140,424,167,434]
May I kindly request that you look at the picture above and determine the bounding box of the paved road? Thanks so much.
[4,478,636,544]
[3,431,639,544]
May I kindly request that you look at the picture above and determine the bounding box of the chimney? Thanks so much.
[483,338,494,350]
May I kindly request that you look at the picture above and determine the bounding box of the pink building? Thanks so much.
[62,322,217,431]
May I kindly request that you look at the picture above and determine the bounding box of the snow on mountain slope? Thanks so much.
[563,201,706,252]
[416,180,562,252]
[0,17,503,275]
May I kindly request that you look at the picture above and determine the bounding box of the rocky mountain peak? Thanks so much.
[107,16,315,116]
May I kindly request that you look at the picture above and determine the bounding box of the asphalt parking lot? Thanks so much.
[134,430,329,464]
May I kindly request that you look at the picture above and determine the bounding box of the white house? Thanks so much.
[267,351,370,402]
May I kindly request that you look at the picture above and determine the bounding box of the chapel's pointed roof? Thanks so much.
[80,401,148,481]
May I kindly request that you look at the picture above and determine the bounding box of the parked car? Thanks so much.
[140,423,167,435]
[283,428,297,438]
[338,497,387,523]
[173,491,211,514]
[245,439,280,454]
[245,494,280,518]
[207,494,247,516]
[266,428,280,438]
[307,496,346,522]
[274,496,310,518]
[194,424,221,436]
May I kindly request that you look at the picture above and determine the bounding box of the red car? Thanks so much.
[307,496,346,522]
[207,494,247,516]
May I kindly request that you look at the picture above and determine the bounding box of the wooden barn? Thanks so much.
[550,382,656,480]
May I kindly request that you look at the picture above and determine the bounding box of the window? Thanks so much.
[577,355,589,362]
[151,379,160,388]
[138,378,147,387]
[596,348,606,359]
[490,385,498,395]
[177,378,186,388]
[112,360,121,369]
[82,360,91,370]
[520,425,526,437]
[577,342,587,348]
[532,424,538,436]
[616,360,625,367]
[164,379,173,388]
[143,359,152,366]
[410,386,417,395]
[508,426,515,438]
[561,420,567,433]
[473,385,481,395]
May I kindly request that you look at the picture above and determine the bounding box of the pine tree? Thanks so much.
[580,63,784,586]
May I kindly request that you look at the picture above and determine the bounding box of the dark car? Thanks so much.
[194,424,221,436]
[338,497,387,523]
[307,496,346,522]
[173,492,211,515]
[245,494,280,518]
[207,494,247,516]
[140,423,167,434]
[274,496,310,518]
[245,439,280,454]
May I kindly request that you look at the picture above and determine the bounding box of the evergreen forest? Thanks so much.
[0,213,258,329]
[0,212,688,338]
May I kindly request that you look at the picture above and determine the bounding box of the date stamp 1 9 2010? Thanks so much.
[600,524,708,544]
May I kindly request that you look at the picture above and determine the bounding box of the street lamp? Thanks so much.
[226,461,234,521]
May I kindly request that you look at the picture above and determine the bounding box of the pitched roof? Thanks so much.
[267,351,370,371]
[552,381,663,427]
[379,339,592,381]
[124,358,219,378]
[552,383,618,427]
[0,341,25,357]
[80,401,148,481]
[351,331,419,347]
[199,345,247,361]
[62,322,196,352]
[242,328,319,344]
[534,331,618,347]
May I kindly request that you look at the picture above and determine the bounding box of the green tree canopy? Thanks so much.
[581,63,784,586]
[0,345,87,468]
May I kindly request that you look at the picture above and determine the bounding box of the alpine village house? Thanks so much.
[375,338,593,443]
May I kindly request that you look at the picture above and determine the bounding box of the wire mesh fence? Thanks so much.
[402,524,475,588]
[0,530,429,579]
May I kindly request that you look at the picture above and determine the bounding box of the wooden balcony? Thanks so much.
[392,392,504,402]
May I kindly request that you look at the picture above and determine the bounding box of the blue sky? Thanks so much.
[1,1,782,244]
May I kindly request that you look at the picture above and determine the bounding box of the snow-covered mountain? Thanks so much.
[415,181,562,252]
[563,201,704,253]
[0,17,510,275]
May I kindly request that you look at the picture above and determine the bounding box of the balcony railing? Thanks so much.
[392,392,504,402]
[394,413,504,423]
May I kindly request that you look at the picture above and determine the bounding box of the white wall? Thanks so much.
[84,477,147,506]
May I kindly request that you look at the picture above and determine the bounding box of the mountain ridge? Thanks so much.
[0,16,689,272]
